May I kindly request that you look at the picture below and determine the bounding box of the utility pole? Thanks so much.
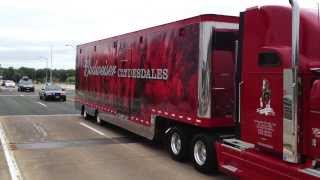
[50,45,53,83]
[39,57,48,83]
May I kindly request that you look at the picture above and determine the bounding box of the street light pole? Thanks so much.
[50,45,53,83]
[39,57,49,83]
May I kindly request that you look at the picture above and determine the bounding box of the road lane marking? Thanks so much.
[32,123,48,137]
[36,102,47,107]
[80,122,107,137]
[0,114,80,118]
[0,122,23,180]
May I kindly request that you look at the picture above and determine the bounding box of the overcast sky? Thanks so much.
[0,0,318,69]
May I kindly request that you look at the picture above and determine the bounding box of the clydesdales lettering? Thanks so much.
[84,59,168,80]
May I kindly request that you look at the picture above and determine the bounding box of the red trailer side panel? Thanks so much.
[75,14,239,139]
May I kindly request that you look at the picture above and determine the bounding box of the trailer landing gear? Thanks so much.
[96,112,101,124]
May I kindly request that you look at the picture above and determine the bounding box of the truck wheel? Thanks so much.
[190,134,217,174]
[167,127,188,161]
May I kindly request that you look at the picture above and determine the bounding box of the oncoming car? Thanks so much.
[39,84,66,101]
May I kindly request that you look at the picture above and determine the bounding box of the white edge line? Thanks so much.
[80,122,105,136]
[0,122,23,180]
[36,102,47,108]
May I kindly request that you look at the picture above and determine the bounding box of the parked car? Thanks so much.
[18,80,35,92]
[39,84,66,101]
[4,80,15,88]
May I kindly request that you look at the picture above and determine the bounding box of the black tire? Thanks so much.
[63,97,66,101]
[44,96,48,101]
[167,126,189,161]
[190,134,218,174]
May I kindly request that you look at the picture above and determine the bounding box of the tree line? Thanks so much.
[0,67,75,84]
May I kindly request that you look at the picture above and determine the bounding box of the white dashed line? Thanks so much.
[36,102,47,108]
[80,122,107,137]
[0,122,23,180]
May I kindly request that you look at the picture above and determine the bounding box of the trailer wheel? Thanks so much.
[167,127,188,161]
[190,134,217,174]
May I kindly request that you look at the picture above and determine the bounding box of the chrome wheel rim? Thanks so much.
[194,140,207,166]
[170,132,182,155]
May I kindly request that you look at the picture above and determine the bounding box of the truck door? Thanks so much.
[309,79,320,158]
[242,50,284,154]
[211,30,237,118]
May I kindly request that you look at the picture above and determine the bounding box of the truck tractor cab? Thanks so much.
[217,1,320,179]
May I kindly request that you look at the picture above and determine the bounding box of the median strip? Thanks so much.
[6,137,141,150]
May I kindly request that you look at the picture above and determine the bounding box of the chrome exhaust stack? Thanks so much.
[283,0,300,163]
[289,0,300,69]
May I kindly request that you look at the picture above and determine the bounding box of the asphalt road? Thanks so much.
[0,87,77,116]
[0,86,233,180]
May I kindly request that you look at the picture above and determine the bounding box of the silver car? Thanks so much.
[39,84,66,101]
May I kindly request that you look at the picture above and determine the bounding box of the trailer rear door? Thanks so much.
[211,30,237,118]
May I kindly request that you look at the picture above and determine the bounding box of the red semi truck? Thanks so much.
[75,0,320,179]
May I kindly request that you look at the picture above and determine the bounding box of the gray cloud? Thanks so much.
[0,38,77,69]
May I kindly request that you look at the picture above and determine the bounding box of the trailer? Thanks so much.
[216,1,320,179]
[75,14,238,173]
